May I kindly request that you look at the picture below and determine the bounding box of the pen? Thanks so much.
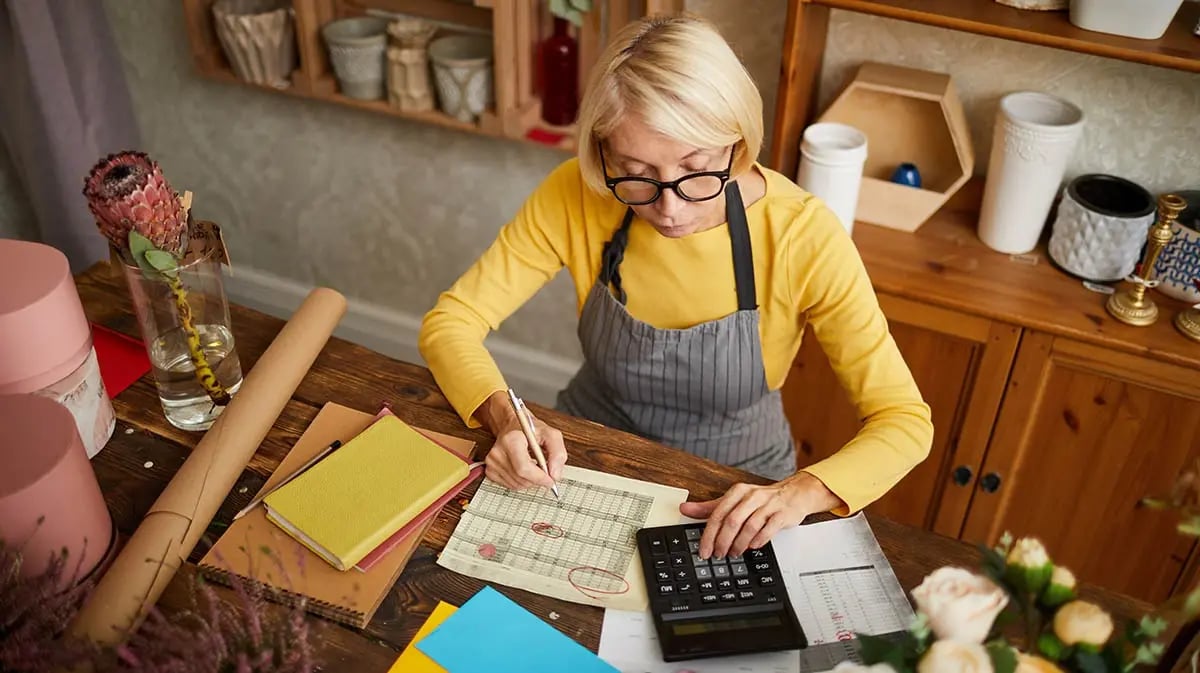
[506,388,560,500]
[232,439,343,520]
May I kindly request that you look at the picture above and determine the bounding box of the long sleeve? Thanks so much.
[418,163,577,427]
[789,206,934,515]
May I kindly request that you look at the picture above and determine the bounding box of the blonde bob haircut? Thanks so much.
[576,13,764,195]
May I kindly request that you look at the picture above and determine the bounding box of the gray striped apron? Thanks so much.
[555,182,796,481]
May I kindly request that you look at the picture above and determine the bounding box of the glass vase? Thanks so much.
[539,17,578,126]
[121,248,243,431]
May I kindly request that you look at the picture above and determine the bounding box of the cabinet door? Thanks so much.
[962,333,1200,604]
[781,294,1019,534]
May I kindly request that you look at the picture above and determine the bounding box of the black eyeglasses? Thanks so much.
[599,143,733,206]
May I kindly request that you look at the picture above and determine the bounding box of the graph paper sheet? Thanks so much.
[438,465,689,610]
[598,513,913,672]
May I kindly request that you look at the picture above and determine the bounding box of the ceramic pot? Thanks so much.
[428,35,493,123]
[323,17,388,100]
[796,122,868,235]
[1153,190,1200,303]
[1069,0,1185,39]
[978,91,1084,254]
[386,18,438,112]
[211,0,296,88]
[1048,174,1156,282]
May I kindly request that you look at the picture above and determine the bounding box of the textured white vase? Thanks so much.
[796,123,868,235]
[428,35,493,123]
[1047,174,1156,282]
[978,92,1084,255]
[1069,0,1185,40]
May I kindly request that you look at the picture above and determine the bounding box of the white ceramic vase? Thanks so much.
[211,0,295,89]
[1047,174,1156,282]
[323,17,389,100]
[428,35,493,123]
[978,91,1084,255]
[1069,0,1185,40]
[796,123,868,235]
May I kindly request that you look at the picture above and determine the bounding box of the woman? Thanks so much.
[418,14,932,561]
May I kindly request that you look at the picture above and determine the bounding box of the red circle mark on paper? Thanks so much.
[477,543,497,559]
[531,522,566,538]
[567,566,630,599]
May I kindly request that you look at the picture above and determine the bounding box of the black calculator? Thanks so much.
[635,523,807,662]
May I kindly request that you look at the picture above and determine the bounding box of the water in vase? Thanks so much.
[148,323,243,431]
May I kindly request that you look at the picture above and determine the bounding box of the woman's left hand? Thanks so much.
[680,472,844,560]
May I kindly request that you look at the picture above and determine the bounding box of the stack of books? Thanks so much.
[198,402,483,628]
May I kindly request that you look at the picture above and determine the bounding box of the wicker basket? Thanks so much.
[212,0,296,88]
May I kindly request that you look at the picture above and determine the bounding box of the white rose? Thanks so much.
[911,567,1008,644]
[1015,653,1065,673]
[1050,566,1075,590]
[1041,566,1077,607]
[833,663,898,673]
[1007,537,1050,568]
[1053,600,1114,647]
[917,640,994,673]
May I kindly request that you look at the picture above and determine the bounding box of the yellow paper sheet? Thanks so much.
[388,601,457,673]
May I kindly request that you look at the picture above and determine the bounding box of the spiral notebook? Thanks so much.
[197,401,478,629]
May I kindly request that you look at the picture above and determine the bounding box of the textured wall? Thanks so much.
[2,2,1196,366]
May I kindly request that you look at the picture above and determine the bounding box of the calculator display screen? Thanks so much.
[670,614,784,636]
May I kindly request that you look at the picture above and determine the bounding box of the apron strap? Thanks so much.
[725,181,757,312]
[600,181,757,310]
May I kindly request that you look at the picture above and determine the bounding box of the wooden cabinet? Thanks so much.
[783,294,1018,536]
[961,333,1200,603]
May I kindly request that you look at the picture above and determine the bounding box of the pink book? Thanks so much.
[351,407,484,573]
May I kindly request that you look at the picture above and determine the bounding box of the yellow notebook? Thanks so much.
[262,414,470,571]
[387,601,457,673]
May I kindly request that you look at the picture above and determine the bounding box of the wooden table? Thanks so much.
[74,263,1153,670]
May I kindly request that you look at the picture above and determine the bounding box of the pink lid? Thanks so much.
[0,394,112,585]
[0,240,93,394]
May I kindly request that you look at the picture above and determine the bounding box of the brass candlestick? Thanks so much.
[1176,301,1200,343]
[1105,193,1187,326]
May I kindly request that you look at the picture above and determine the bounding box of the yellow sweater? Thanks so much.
[418,158,932,514]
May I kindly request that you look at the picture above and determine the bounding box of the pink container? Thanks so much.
[0,394,114,587]
[0,239,115,457]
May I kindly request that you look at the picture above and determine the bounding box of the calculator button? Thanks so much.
[691,554,708,567]
[669,597,692,612]
[717,579,733,590]
[654,558,668,569]
[752,561,772,573]
[698,580,715,592]
[701,593,718,605]
[649,537,666,555]
[695,567,712,579]
[712,564,730,578]
[747,549,766,560]
[688,540,701,553]
[668,535,687,552]
[735,577,752,588]
[658,584,675,595]
[685,528,702,541]
[728,553,744,563]
[765,592,779,603]
[758,575,776,586]
[731,563,749,577]
[739,590,755,600]
[656,571,671,582]
[671,554,688,567]
[677,582,694,594]
[673,569,690,582]
[720,592,737,602]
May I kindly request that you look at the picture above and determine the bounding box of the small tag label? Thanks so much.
[185,220,233,270]
[1083,281,1115,295]
[1009,253,1040,266]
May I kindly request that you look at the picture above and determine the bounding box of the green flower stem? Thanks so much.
[165,273,231,407]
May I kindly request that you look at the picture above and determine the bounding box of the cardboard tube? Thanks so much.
[68,287,347,646]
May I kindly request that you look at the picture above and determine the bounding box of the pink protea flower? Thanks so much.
[82,151,188,257]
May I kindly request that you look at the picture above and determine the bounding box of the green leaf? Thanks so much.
[987,641,1018,673]
[1180,518,1200,537]
[1185,588,1200,617]
[1138,616,1168,639]
[1073,649,1111,673]
[857,632,901,665]
[1134,642,1165,666]
[129,230,156,272]
[144,249,179,274]
[1038,632,1067,661]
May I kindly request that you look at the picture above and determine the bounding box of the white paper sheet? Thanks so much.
[598,514,914,673]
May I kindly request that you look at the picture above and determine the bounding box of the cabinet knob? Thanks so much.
[980,472,1002,493]
[952,465,973,486]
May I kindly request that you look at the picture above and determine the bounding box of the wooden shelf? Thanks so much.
[813,0,1200,73]
[851,178,1200,371]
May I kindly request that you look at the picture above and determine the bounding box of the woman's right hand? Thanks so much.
[476,390,568,491]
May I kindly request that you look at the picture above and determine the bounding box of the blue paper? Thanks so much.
[415,585,619,673]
